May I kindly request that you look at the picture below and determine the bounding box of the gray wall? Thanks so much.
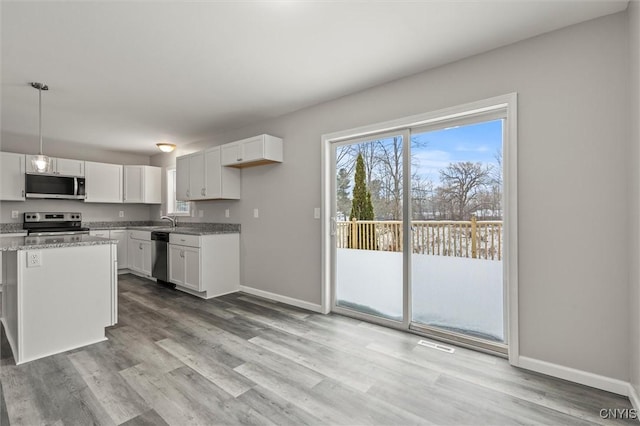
[629,0,640,398]
[1,131,153,222]
[152,12,631,382]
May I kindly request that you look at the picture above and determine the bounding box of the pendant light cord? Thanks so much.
[38,85,43,155]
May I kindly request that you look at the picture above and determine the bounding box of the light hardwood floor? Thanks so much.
[0,273,635,425]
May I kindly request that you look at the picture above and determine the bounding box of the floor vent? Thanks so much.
[418,340,455,353]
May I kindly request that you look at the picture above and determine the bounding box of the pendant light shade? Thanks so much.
[156,142,176,153]
[30,82,51,173]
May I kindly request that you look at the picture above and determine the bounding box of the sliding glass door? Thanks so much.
[332,131,407,324]
[409,119,506,350]
[330,110,508,353]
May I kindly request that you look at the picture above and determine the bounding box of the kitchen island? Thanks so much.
[1,235,117,365]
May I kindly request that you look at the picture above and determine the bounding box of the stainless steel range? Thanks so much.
[23,212,90,236]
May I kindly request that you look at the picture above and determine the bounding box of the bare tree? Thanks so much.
[375,137,403,220]
[439,162,492,220]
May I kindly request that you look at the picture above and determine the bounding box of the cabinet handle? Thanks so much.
[21,189,25,198]
[237,158,242,162]
[186,189,190,198]
[139,243,143,250]
[180,250,184,258]
[201,188,205,196]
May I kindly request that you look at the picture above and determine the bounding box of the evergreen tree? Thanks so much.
[349,154,376,249]
[350,154,374,221]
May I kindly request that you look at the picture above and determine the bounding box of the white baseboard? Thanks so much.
[239,285,323,313]
[518,356,629,396]
[629,384,640,411]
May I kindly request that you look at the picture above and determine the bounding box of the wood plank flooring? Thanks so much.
[0,273,635,425]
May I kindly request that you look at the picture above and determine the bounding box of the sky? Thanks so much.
[411,119,503,185]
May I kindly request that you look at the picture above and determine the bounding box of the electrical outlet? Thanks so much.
[27,251,42,268]
[225,209,230,218]
[253,208,259,218]
[11,210,19,219]
[119,211,124,218]
[314,207,320,219]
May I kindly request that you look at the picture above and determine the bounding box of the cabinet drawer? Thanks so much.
[128,230,151,241]
[89,230,110,238]
[170,233,200,247]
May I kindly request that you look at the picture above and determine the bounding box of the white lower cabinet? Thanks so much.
[90,229,128,270]
[169,233,239,298]
[110,230,128,270]
[127,231,151,276]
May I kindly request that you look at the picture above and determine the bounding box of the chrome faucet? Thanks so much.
[160,215,176,228]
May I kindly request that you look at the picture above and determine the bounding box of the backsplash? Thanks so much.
[0,200,152,223]
[0,223,26,233]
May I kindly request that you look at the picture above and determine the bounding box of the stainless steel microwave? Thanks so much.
[25,174,86,200]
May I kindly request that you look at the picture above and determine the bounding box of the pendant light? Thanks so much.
[30,82,51,173]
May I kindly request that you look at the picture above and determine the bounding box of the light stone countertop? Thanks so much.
[125,225,239,235]
[0,235,116,252]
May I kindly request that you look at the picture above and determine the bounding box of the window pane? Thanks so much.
[167,167,189,215]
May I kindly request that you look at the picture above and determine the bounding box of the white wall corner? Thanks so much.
[239,285,323,314]
[518,356,630,396]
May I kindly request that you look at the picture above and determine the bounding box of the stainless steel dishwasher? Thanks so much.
[151,231,173,286]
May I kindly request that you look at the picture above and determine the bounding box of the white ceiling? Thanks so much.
[1,0,628,155]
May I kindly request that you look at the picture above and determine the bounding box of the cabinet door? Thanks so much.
[189,152,205,200]
[169,244,185,286]
[240,136,265,162]
[221,143,240,166]
[110,230,127,269]
[85,162,123,203]
[141,241,152,276]
[204,148,222,199]
[127,236,141,273]
[144,166,162,204]
[0,152,25,201]
[89,230,110,238]
[123,166,144,203]
[183,246,201,291]
[55,158,85,177]
[176,155,190,201]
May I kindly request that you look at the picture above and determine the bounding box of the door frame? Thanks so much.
[320,93,519,363]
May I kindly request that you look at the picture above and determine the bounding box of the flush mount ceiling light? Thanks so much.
[30,82,51,173]
[156,142,176,153]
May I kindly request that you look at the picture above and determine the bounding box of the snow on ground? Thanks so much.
[336,248,504,341]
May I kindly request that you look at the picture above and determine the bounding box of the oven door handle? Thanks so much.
[28,230,90,237]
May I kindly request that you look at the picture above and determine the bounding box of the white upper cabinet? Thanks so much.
[0,152,26,201]
[189,152,206,200]
[176,149,239,201]
[85,161,123,203]
[205,147,240,200]
[220,134,283,168]
[25,155,85,176]
[176,155,190,201]
[123,165,161,204]
[176,151,205,201]
[54,158,85,176]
